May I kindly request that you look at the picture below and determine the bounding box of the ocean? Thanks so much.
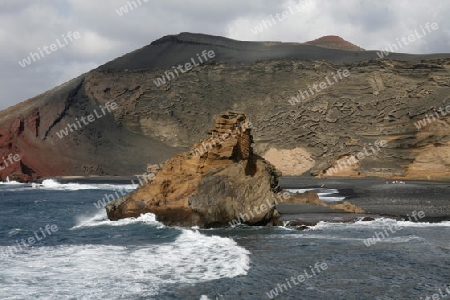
[0,179,449,300]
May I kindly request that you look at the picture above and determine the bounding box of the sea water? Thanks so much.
[0,180,449,299]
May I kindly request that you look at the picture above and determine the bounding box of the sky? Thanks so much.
[0,0,449,110]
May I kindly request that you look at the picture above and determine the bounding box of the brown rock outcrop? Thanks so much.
[106,112,285,227]
[106,112,364,227]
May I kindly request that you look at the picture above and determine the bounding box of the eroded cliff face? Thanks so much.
[1,33,450,181]
[0,76,182,181]
[86,58,450,180]
[0,116,36,182]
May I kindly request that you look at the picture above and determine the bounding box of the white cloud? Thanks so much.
[73,31,121,56]
[0,0,449,110]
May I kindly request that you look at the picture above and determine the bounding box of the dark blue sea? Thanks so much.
[0,180,449,300]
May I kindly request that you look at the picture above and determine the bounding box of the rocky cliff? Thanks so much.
[1,33,450,181]
[106,112,363,227]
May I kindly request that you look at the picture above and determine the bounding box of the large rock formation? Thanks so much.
[2,33,450,181]
[106,112,283,227]
[106,112,363,227]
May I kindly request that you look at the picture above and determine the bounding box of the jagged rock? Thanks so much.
[106,112,364,227]
[107,113,281,227]
[106,112,285,227]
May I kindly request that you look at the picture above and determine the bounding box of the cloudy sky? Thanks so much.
[1,0,449,110]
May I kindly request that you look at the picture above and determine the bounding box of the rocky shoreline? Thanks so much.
[28,174,450,225]
[280,176,450,223]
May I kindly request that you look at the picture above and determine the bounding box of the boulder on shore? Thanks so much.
[106,112,363,227]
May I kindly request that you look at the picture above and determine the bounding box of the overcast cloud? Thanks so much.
[0,0,449,110]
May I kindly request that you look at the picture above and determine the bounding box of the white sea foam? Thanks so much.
[30,179,137,191]
[286,188,316,194]
[0,180,22,185]
[287,188,346,202]
[72,211,162,229]
[7,228,21,237]
[0,227,250,299]
[318,195,346,202]
[309,218,450,231]
[294,233,424,244]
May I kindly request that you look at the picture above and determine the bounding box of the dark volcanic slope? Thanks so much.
[1,32,450,181]
[0,75,181,181]
[99,32,450,71]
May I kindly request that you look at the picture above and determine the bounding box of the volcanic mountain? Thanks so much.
[304,35,365,51]
[1,32,450,182]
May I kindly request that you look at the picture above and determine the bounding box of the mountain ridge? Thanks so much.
[97,32,450,72]
[1,32,450,182]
